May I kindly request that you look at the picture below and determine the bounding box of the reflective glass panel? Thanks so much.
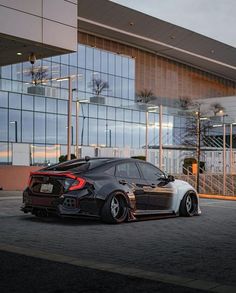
[34,112,45,143]
[0,108,8,141]
[9,93,21,109]
[0,91,8,108]
[46,114,57,144]
[35,96,45,112]
[22,95,33,110]
[78,44,86,68]
[22,111,33,142]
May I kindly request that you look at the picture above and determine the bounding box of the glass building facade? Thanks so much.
[0,41,194,170]
[0,43,175,166]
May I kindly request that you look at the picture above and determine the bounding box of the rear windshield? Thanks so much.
[44,159,109,172]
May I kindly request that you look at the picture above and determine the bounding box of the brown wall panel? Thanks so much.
[78,32,236,100]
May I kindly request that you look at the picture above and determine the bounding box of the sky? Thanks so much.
[111,0,236,48]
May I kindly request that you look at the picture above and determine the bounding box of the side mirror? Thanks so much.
[168,175,175,182]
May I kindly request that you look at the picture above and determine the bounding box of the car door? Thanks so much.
[138,162,174,211]
[115,162,149,210]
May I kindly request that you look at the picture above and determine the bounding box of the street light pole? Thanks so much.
[75,100,80,158]
[223,123,226,195]
[159,104,163,170]
[145,110,149,161]
[230,123,233,175]
[67,76,72,161]
[15,121,18,143]
[196,110,201,193]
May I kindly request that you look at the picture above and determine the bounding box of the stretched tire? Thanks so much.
[101,192,128,224]
[179,192,198,217]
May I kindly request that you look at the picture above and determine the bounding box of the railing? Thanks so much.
[175,166,236,196]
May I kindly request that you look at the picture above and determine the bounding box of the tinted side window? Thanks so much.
[104,166,115,176]
[115,163,141,179]
[138,163,163,181]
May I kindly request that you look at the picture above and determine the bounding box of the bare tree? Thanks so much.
[28,66,48,85]
[91,78,109,96]
[210,102,225,116]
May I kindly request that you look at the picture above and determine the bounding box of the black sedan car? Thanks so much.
[21,157,200,223]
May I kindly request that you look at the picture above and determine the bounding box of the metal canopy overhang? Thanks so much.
[78,0,236,82]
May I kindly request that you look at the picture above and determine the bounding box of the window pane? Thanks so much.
[116,163,140,179]
[22,94,33,110]
[69,52,77,67]
[122,78,129,99]
[9,110,21,142]
[32,144,46,165]
[129,58,135,79]
[58,99,68,114]
[86,47,93,70]
[78,44,86,68]
[89,104,97,118]
[122,57,129,78]
[115,55,122,76]
[132,123,140,148]
[98,119,106,146]
[46,145,59,165]
[0,143,9,163]
[78,68,85,92]
[115,76,121,98]
[139,162,163,181]
[35,96,45,112]
[116,121,123,147]
[46,114,57,144]
[116,108,123,121]
[0,108,8,141]
[22,111,33,142]
[0,91,8,108]
[58,115,67,144]
[12,63,22,81]
[124,122,131,146]
[98,105,106,119]
[94,49,101,72]
[9,93,21,109]
[88,118,97,145]
[46,98,57,113]
[61,54,69,65]
[107,106,115,120]
[108,53,115,75]
[101,51,108,73]
[1,65,11,79]
[34,112,45,143]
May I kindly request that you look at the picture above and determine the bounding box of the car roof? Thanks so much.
[44,157,143,172]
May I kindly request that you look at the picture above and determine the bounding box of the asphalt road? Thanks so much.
[0,195,236,293]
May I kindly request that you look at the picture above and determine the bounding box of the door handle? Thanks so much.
[119,179,127,185]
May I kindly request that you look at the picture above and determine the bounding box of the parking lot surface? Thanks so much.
[0,195,236,292]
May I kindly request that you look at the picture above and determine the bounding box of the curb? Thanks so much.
[199,194,236,201]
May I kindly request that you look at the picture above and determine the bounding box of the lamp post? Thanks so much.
[10,121,18,143]
[145,105,159,163]
[75,100,80,158]
[196,109,201,193]
[145,110,149,161]
[159,104,163,170]
[56,75,73,161]
[75,99,88,158]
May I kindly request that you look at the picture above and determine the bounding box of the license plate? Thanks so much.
[40,183,53,193]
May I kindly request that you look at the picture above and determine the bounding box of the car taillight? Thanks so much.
[69,177,86,191]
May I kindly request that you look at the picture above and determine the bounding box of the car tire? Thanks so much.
[179,192,198,217]
[101,192,128,224]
